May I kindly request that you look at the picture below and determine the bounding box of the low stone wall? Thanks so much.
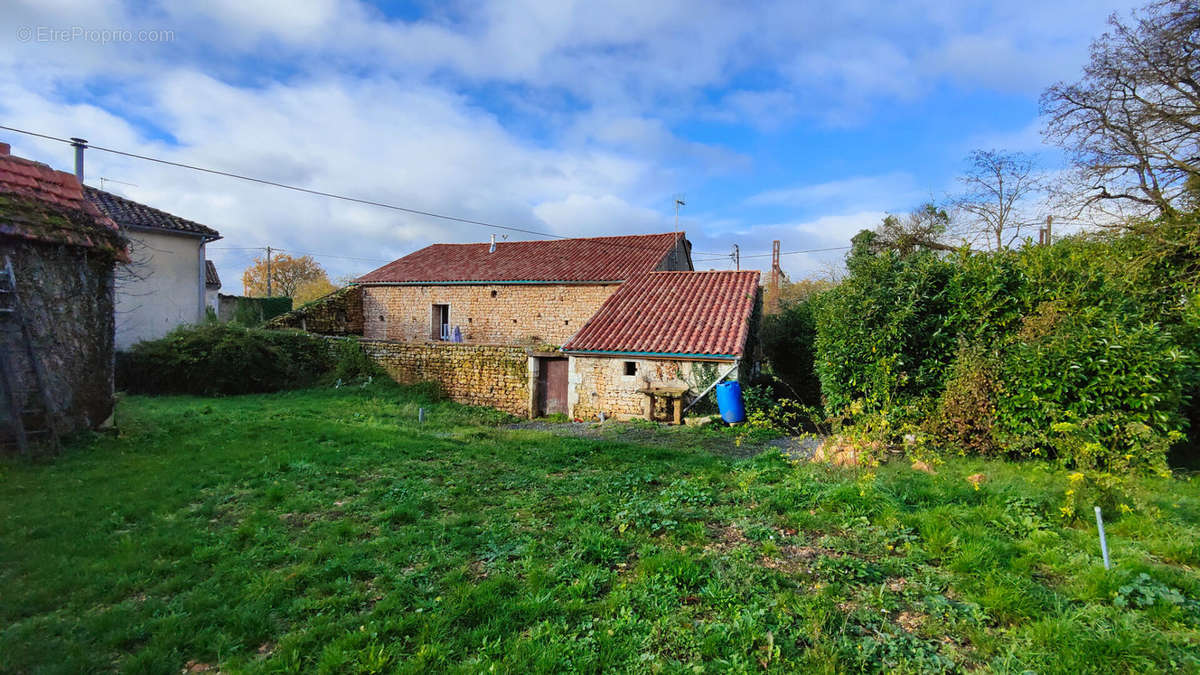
[360,339,531,417]
[267,285,364,336]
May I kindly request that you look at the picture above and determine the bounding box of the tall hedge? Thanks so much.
[812,226,1199,470]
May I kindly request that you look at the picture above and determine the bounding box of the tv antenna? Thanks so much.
[672,194,686,233]
[98,177,138,190]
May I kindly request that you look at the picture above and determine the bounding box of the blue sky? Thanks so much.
[1,1,1138,288]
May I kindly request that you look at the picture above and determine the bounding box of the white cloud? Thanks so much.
[0,0,1148,292]
[746,173,927,214]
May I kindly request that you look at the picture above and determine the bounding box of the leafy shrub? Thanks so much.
[231,296,293,326]
[759,299,822,405]
[930,345,1002,456]
[117,323,333,395]
[331,337,383,382]
[813,228,1199,472]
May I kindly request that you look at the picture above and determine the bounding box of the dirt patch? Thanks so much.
[705,523,748,552]
[896,610,925,633]
[760,545,823,574]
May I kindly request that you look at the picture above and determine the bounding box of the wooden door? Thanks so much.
[537,358,569,417]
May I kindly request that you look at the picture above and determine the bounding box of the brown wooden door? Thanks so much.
[537,358,569,417]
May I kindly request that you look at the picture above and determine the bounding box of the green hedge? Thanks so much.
[812,225,1199,471]
[231,296,293,326]
[117,324,334,396]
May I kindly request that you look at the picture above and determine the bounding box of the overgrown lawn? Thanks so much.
[1,383,1197,672]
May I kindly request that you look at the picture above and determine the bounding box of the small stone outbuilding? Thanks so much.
[562,270,761,421]
[0,142,128,445]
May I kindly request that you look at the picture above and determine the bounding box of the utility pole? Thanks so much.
[1044,215,1053,245]
[768,240,781,313]
[265,246,273,297]
[732,244,740,271]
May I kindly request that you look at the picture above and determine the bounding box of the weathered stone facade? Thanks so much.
[1,239,118,435]
[266,285,364,336]
[361,283,619,345]
[359,339,531,416]
[568,355,735,421]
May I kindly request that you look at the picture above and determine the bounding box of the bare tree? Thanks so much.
[1041,0,1200,221]
[952,150,1045,250]
[869,202,959,255]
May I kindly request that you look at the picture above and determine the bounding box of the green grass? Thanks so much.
[1,382,1198,673]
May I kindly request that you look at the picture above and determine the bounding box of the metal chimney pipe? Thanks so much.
[489,234,496,253]
[69,137,88,184]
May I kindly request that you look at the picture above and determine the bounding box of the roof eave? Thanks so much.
[561,348,740,361]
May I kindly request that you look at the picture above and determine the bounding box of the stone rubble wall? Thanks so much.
[356,339,531,417]
[360,283,619,346]
[1,238,117,439]
[266,285,364,336]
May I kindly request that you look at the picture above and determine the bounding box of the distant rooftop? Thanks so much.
[85,186,221,240]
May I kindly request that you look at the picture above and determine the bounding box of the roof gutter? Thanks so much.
[121,223,222,243]
[561,348,739,361]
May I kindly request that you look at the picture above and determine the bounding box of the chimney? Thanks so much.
[0,142,9,156]
[70,137,87,184]
[489,234,496,253]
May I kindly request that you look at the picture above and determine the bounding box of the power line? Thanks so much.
[0,124,726,258]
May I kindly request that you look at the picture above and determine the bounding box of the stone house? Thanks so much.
[562,270,761,420]
[85,187,222,349]
[0,142,128,444]
[355,232,692,345]
[274,232,760,421]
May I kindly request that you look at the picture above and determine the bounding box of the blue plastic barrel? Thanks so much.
[715,380,746,424]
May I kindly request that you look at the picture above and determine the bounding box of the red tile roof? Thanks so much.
[563,270,760,358]
[0,143,128,260]
[356,232,689,283]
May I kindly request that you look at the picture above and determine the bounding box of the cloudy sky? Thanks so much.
[1,1,1137,289]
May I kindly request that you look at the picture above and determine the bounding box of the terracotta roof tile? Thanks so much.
[356,232,689,283]
[563,270,760,358]
[85,186,221,239]
[0,147,128,260]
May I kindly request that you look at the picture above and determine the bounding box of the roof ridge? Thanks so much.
[85,185,220,238]
[427,231,683,247]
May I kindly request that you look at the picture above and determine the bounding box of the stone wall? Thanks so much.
[1,238,117,440]
[568,355,736,422]
[267,285,364,336]
[359,339,531,417]
[360,283,619,345]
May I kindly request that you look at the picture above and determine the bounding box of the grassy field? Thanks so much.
[1,383,1198,673]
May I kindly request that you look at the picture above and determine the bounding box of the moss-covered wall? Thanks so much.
[266,285,363,336]
[358,340,530,417]
[1,238,117,441]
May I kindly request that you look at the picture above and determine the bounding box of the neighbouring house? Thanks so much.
[562,270,760,420]
[85,187,222,349]
[204,260,221,314]
[272,231,761,421]
[0,142,128,443]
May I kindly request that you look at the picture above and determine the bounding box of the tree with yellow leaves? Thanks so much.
[241,253,334,300]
